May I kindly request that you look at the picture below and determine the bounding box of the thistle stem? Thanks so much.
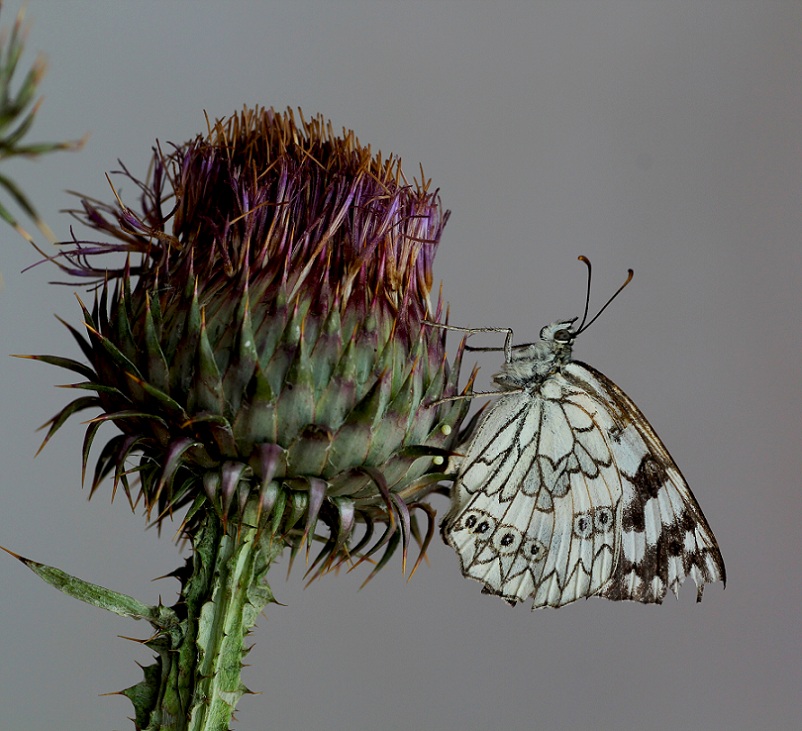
[139,502,284,731]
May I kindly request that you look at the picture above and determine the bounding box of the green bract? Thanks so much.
[33,107,469,577]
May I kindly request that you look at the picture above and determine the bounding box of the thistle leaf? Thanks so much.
[2,547,173,626]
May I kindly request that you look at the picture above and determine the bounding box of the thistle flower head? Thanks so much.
[34,107,469,577]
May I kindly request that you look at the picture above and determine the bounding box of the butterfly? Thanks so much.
[439,258,725,609]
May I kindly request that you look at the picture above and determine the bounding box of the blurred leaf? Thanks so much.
[0,2,84,243]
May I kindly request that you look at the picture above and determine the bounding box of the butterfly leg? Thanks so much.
[423,321,515,363]
[426,386,524,407]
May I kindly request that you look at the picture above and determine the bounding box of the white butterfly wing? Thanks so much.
[444,363,725,608]
[563,361,726,604]
[445,382,626,608]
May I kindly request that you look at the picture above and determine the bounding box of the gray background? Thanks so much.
[0,2,799,729]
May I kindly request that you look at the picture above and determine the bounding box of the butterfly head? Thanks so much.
[539,319,578,347]
[494,260,634,390]
[531,318,579,367]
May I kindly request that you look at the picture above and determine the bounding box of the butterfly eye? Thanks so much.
[554,328,572,343]
[573,512,594,538]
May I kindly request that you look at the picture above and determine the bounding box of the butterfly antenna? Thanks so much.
[576,255,594,332]
[575,256,634,335]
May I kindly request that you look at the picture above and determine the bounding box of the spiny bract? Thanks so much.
[31,106,470,579]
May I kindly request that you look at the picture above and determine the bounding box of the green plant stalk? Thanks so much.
[137,503,285,731]
[11,498,285,731]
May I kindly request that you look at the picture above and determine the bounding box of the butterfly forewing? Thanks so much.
[565,362,726,603]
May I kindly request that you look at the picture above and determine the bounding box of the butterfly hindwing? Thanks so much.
[446,376,629,607]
